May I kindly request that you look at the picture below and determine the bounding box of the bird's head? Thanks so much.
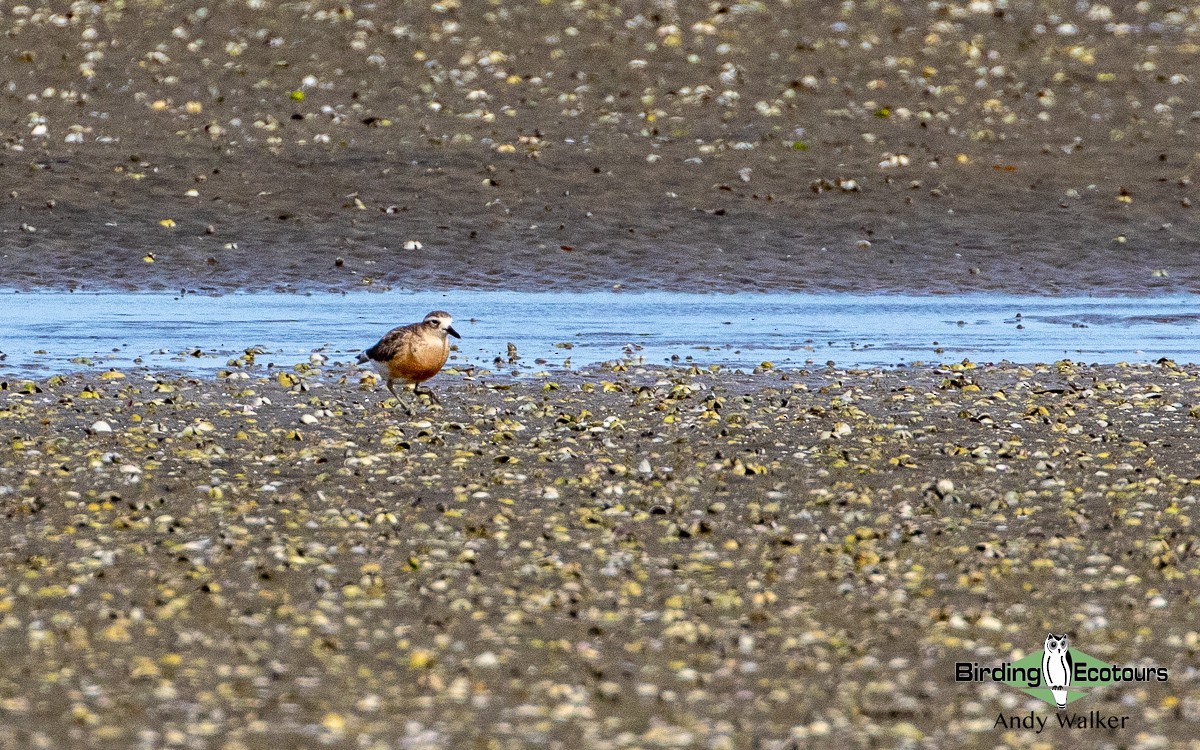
[424,310,461,339]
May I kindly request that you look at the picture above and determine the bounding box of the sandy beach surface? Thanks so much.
[3,2,1200,748]
[1,0,1199,293]
[1,360,1198,748]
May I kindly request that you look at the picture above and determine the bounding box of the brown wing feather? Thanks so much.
[365,322,422,362]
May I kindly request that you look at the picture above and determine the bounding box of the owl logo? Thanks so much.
[1041,633,1073,709]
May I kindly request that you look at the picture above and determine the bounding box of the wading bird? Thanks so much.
[356,310,460,411]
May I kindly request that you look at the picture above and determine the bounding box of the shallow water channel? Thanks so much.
[1,291,1199,375]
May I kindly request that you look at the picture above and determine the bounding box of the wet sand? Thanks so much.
[3,2,1199,747]
[2,1,1199,293]
[1,361,1197,748]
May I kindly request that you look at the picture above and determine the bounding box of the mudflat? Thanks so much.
[0,360,1195,747]
[1,1,1198,293]
[2,3,1198,747]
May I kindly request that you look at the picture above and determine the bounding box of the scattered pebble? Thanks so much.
[0,361,1193,746]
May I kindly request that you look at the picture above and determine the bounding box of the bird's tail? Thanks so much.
[355,352,369,365]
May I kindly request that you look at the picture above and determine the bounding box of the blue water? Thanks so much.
[0,290,1197,375]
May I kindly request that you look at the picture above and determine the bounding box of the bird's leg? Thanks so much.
[417,385,441,405]
[386,379,414,415]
